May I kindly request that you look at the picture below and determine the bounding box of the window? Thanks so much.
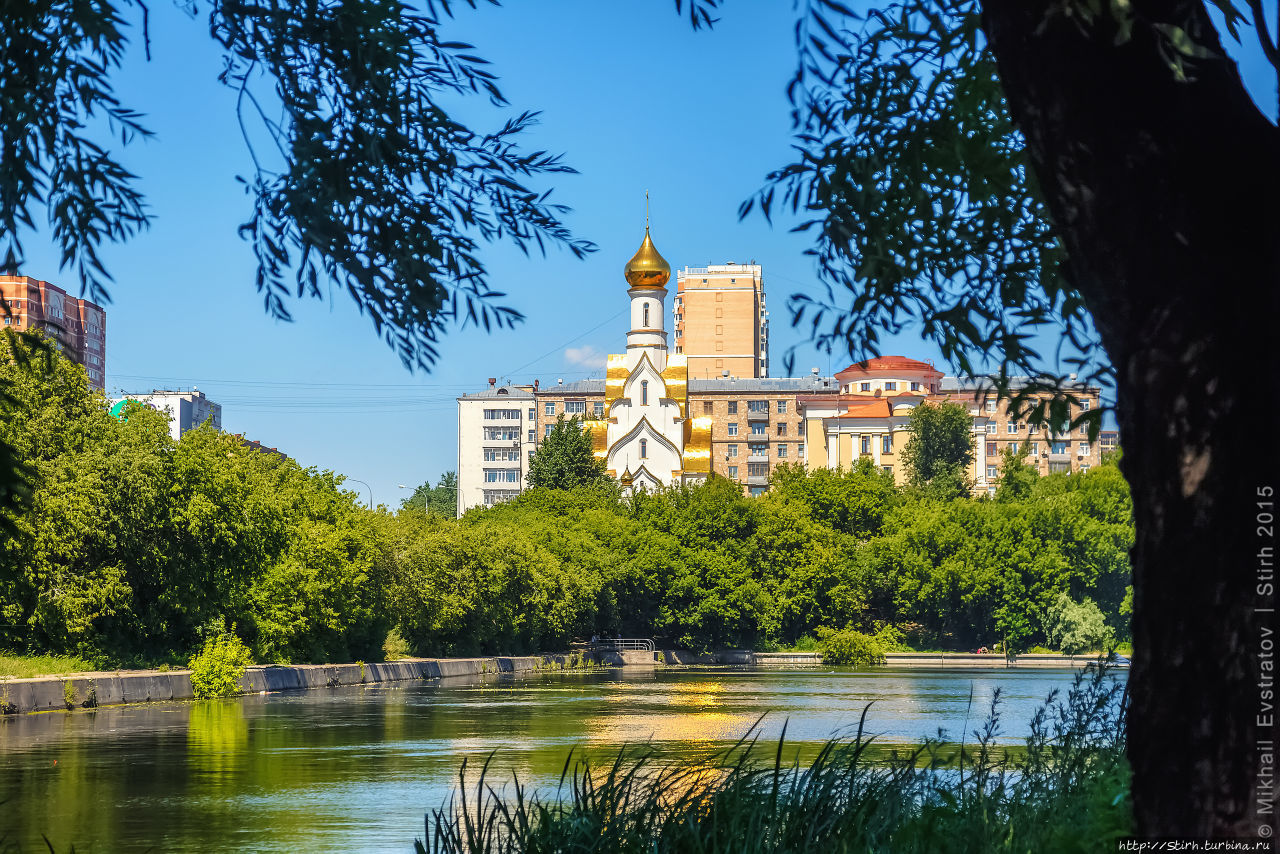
[748,400,768,413]
[987,443,996,456]
[482,408,519,420]
[544,424,553,438]
[1080,464,1090,473]
[641,381,648,406]
[1051,441,1067,454]
[545,402,556,416]
[750,444,769,457]
[910,382,920,391]
[728,401,738,414]
[527,408,535,420]
[703,401,713,414]
[986,423,996,434]
[1028,441,1038,455]
[860,382,871,392]
[728,423,738,436]
[715,341,724,351]
[527,429,535,443]
[884,382,897,391]
[594,401,605,419]
[1079,442,1090,454]
[751,423,767,436]
[986,399,997,413]
[643,303,650,327]
[777,400,787,414]
[987,465,999,479]
[483,428,519,441]
[861,436,871,454]
[777,444,788,458]
[483,469,520,483]
[881,435,892,454]
[798,443,805,458]
[1009,441,1019,453]
[715,324,723,335]
[1081,400,1091,411]
[639,438,648,459]
[566,400,586,415]
[727,444,738,458]
[1049,461,1071,474]
[1007,422,1019,434]
[883,465,893,474]
[748,462,769,477]
[728,465,739,479]
[1080,425,1089,435]
[777,423,788,436]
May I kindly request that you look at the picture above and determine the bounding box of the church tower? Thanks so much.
[594,203,711,492]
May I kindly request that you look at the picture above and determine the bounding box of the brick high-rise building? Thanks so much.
[673,263,769,380]
[0,275,106,389]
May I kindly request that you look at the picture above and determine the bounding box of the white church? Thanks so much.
[578,223,712,492]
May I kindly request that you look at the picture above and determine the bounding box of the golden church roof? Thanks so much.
[624,227,671,289]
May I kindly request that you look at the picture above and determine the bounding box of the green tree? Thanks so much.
[525,417,609,492]
[402,471,458,519]
[994,443,1038,502]
[1044,592,1115,656]
[899,402,975,498]
[757,0,1277,832]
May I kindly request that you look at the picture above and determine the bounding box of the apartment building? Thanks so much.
[456,382,539,513]
[798,358,1102,494]
[673,264,769,380]
[111,389,222,440]
[1,275,107,388]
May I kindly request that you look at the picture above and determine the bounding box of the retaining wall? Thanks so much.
[1,653,588,716]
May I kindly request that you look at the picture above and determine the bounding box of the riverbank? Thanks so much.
[1,648,1117,715]
[0,653,590,715]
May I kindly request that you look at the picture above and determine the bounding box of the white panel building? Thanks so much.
[112,389,222,441]
[455,384,537,514]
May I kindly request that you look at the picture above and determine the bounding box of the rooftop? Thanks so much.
[458,385,536,400]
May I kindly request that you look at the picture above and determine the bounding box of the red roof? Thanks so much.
[834,356,940,379]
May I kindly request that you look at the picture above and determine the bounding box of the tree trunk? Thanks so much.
[981,0,1280,838]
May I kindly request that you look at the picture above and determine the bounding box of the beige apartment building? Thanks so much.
[1,275,107,388]
[797,357,1103,495]
[673,264,769,380]
[458,357,1107,511]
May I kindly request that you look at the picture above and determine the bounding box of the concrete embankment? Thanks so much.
[661,650,1108,669]
[0,653,587,715]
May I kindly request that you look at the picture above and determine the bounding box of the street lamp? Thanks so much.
[348,481,373,507]
[398,483,427,517]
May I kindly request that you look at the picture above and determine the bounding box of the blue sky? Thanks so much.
[16,1,1278,507]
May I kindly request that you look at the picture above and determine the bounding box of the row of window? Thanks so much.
[483,408,523,420]
[985,462,1088,479]
[483,428,520,441]
[545,400,606,418]
[724,443,804,459]
[986,440,1092,456]
[483,448,520,462]
[990,421,1092,437]
[853,380,930,393]
[483,469,521,483]
[725,422,798,437]
[859,435,894,454]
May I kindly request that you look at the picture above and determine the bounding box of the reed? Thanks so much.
[418,661,1130,853]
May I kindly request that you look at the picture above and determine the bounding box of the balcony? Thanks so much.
[746,409,770,422]
[746,474,770,486]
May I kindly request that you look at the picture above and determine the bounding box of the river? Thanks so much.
[0,665,1119,852]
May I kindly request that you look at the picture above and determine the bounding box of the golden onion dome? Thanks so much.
[624,228,671,289]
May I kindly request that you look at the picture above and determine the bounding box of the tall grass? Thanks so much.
[0,652,95,680]
[418,661,1130,853]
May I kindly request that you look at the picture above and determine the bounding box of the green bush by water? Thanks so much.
[419,662,1130,854]
[188,632,254,699]
[818,628,887,667]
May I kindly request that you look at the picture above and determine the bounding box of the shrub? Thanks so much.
[819,629,886,668]
[188,632,254,699]
[1044,592,1116,655]
[383,628,412,660]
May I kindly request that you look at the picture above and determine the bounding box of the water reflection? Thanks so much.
[0,666,1117,852]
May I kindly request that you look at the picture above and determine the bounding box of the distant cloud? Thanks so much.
[564,345,606,370]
